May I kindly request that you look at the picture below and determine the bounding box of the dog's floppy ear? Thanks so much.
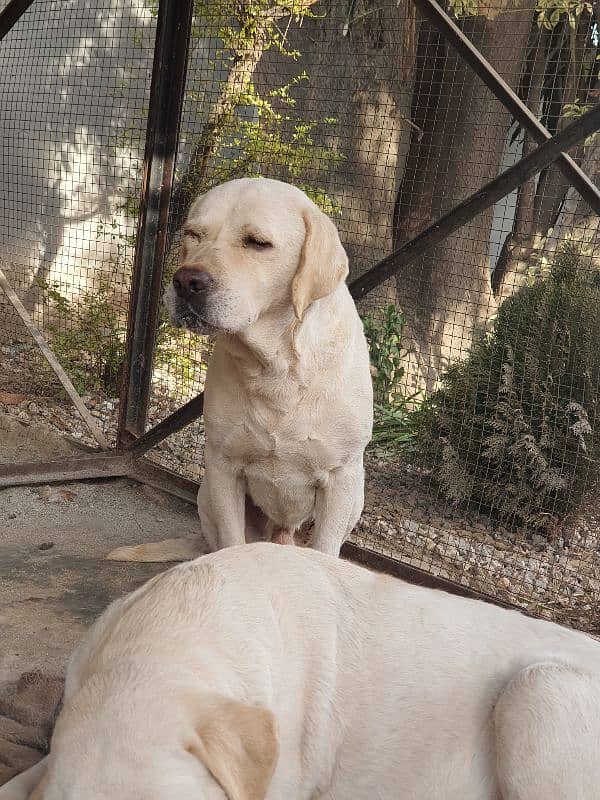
[292,206,349,321]
[188,697,278,800]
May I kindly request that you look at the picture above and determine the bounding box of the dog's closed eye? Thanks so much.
[243,234,273,250]
[184,227,203,242]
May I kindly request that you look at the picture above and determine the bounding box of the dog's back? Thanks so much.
[66,543,600,798]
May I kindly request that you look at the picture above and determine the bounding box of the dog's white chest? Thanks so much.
[222,414,332,526]
[227,411,334,473]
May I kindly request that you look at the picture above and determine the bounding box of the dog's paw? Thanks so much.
[105,538,203,563]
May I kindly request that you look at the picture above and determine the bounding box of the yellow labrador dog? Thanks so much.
[2,543,600,800]
[108,178,372,562]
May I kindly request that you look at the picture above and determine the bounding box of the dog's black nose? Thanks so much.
[172,267,214,297]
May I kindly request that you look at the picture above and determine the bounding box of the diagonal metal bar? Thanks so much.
[339,541,533,614]
[124,393,204,457]
[118,104,600,455]
[0,267,109,449]
[0,0,36,41]
[413,0,600,215]
[350,103,600,300]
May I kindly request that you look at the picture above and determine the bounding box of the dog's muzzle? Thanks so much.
[169,266,216,335]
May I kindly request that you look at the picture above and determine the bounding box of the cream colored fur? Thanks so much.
[107,178,373,562]
[2,543,600,800]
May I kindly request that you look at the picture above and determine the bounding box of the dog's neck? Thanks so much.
[225,305,298,377]
[219,286,348,381]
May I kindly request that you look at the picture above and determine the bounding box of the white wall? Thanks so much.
[0,0,219,317]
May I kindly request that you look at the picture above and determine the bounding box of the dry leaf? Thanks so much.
[0,390,27,405]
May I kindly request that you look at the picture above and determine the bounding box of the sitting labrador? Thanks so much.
[108,178,373,562]
[3,543,600,799]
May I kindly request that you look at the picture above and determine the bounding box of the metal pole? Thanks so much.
[117,0,194,445]
[0,0,36,42]
[412,0,600,216]
[0,454,131,488]
[125,393,204,458]
[350,103,600,300]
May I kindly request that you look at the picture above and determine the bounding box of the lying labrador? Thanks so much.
[108,178,373,562]
[3,543,600,799]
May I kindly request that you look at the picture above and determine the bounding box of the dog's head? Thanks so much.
[164,177,348,335]
[30,689,278,800]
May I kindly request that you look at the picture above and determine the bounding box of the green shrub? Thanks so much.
[416,245,600,534]
[36,278,127,395]
[36,279,209,397]
[362,304,421,451]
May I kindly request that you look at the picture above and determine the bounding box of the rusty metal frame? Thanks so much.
[1,0,600,603]
[116,0,194,442]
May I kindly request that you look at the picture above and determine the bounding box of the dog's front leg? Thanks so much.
[198,448,246,551]
[311,461,364,557]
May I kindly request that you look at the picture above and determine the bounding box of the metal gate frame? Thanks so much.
[1,0,599,603]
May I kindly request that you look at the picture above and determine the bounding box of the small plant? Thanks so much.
[363,304,410,406]
[535,0,593,29]
[362,304,421,451]
[448,0,479,17]
[203,80,343,217]
[416,244,600,535]
[154,312,212,392]
[35,217,207,398]
[36,278,127,395]
[141,0,343,227]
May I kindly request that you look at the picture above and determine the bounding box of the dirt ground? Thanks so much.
[0,415,203,684]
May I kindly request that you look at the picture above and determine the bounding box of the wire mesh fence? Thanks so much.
[0,0,599,632]
[0,0,154,448]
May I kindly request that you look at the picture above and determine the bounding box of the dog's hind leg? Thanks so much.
[107,487,205,562]
[107,468,251,561]
[493,661,600,799]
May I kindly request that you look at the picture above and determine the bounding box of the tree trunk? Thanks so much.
[543,138,600,264]
[493,15,597,299]
[393,0,533,390]
[531,16,591,241]
[255,0,419,305]
[491,27,549,300]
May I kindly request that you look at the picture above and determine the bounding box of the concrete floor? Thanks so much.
[0,414,203,683]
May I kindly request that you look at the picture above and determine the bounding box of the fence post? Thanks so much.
[0,0,36,41]
[117,0,194,445]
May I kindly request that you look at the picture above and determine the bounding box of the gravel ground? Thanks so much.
[0,341,206,480]
[358,454,600,635]
[2,339,599,635]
